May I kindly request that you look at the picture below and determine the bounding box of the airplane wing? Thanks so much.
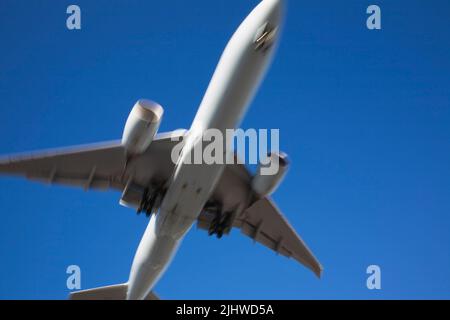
[0,131,322,276]
[233,197,323,278]
[0,131,185,193]
[199,162,323,278]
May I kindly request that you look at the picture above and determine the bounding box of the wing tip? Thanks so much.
[314,265,324,279]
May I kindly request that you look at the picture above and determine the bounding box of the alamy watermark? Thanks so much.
[66,5,81,30]
[169,128,282,176]
[66,265,81,290]
[366,265,381,290]
[366,5,381,30]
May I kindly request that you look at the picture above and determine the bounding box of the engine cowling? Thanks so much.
[251,152,289,196]
[122,99,164,155]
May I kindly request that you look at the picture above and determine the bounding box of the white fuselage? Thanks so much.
[126,0,283,300]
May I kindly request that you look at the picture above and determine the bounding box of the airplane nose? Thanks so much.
[253,0,284,52]
[262,0,284,24]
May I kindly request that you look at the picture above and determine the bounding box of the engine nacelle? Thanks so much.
[122,99,164,155]
[251,152,289,196]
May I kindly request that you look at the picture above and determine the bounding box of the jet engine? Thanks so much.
[251,152,289,196]
[122,99,164,155]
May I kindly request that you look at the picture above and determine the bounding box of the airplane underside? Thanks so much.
[0,0,323,300]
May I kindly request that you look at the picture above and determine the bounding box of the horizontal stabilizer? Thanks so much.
[69,283,159,300]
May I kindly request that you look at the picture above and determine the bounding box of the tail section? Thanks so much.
[69,283,159,300]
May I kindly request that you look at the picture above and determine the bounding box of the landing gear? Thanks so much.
[137,185,165,217]
[205,201,232,239]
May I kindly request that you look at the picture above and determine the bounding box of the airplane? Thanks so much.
[0,0,322,300]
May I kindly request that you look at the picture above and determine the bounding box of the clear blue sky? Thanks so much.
[0,0,449,299]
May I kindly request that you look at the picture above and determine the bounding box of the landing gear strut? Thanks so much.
[205,201,232,239]
[137,186,164,217]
